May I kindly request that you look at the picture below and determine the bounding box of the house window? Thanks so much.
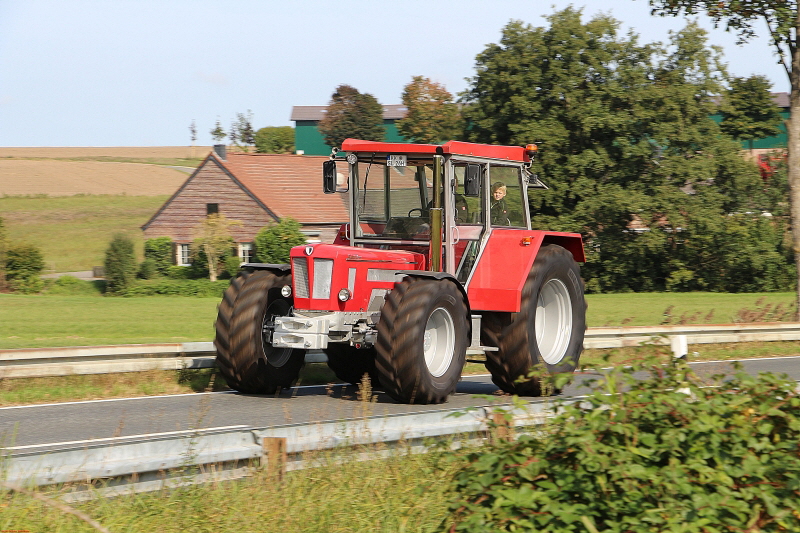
[207,203,219,215]
[177,244,192,266]
[239,242,254,264]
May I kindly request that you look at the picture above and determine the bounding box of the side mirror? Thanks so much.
[463,164,482,197]
[323,160,337,194]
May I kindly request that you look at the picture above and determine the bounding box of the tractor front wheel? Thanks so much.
[375,277,468,404]
[482,244,585,395]
[214,270,305,394]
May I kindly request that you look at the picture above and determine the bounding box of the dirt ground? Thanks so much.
[0,146,211,159]
[0,159,192,196]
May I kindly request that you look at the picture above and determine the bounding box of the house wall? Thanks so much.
[294,119,405,156]
[143,158,276,245]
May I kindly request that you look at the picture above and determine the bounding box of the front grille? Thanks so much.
[312,258,333,299]
[292,258,309,298]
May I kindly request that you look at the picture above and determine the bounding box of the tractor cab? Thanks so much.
[325,139,546,285]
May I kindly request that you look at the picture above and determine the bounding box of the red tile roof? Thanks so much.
[217,152,349,224]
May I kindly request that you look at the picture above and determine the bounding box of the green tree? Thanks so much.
[648,1,800,311]
[104,234,137,294]
[720,75,783,153]
[210,118,226,144]
[255,126,295,153]
[193,213,241,281]
[318,84,384,148]
[254,217,307,264]
[5,242,45,294]
[397,76,461,143]
[233,110,255,151]
[461,8,778,292]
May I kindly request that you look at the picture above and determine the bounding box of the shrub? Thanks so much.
[118,279,229,298]
[137,258,158,280]
[143,236,173,276]
[254,217,307,264]
[166,265,191,279]
[5,242,45,294]
[104,233,137,294]
[224,255,242,278]
[45,275,103,296]
[445,358,800,532]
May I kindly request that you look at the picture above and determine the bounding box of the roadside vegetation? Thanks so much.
[1,356,797,532]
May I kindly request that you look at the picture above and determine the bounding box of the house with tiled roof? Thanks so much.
[291,104,408,156]
[141,146,348,265]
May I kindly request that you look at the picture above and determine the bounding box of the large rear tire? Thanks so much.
[214,270,305,394]
[324,344,379,386]
[482,244,585,395]
[375,277,468,404]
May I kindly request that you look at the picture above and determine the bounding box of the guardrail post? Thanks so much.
[670,335,688,359]
[263,437,287,480]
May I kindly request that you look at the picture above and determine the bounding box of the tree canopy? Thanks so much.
[461,7,790,292]
[318,85,384,148]
[397,76,461,143]
[720,75,783,150]
[255,126,295,154]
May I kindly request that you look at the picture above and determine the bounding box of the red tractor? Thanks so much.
[214,139,586,404]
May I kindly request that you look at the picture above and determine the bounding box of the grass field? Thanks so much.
[1,195,169,271]
[0,291,796,350]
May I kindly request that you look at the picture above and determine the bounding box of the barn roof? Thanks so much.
[215,151,349,224]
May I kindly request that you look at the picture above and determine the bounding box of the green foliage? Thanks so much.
[166,265,192,279]
[224,254,242,277]
[318,84,385,148]
[210,118,226,143]
[461,8,792,292]
[192,214,241,281]
[117,279,229,298]
[231,110,255,151]
[137,258,158,280]
[104,233,137,294]
[5,242,45,294]
[255,126,295,153]
[44,275,103,296]
[720,75,783,147]
[254,217,307,264]
[397,76,461,143]
[144,236,173,276]
[0,216,7,292]
[446,358,800,532]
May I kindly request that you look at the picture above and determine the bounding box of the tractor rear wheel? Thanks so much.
[214,270,305,394]
[375,277,468,404]
[324,344,379,386]
[482,244,585,395]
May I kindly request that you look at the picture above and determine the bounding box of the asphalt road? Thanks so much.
[1,356,798,450]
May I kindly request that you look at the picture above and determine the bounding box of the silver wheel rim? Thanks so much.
[263,299,292,367]
[535,278,573,365]
[423,307,455,378]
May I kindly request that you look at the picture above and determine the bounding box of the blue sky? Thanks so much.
[0,0,788,146]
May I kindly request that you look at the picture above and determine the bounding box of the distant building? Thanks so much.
[290,104,408,156]
[141,146,348,265]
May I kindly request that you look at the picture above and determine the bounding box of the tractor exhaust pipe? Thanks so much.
[430,154,444,272]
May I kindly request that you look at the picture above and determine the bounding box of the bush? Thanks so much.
[118,279,229,298]
[104,233,137,294]
[137,258,158,280]
[5,242,45,294]
[254,126,295,153]
[224,255,243,278]
[143,236,173,276]
[446,358,800,532]
[45,275,103,296]
[254,217,307,264]
[166,265,191,279]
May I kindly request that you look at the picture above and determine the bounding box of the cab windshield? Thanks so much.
[352,157,434,240]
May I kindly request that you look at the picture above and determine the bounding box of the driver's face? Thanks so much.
[493,189,506,200]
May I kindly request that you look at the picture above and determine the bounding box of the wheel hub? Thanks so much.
[262,299,293,367]
[535,278,573,365]
[423,307,455,378]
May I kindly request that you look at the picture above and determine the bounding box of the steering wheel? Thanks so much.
[408,208,426,218]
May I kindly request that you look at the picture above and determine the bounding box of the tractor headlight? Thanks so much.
[338,288,351,302]
[281,285,292,298]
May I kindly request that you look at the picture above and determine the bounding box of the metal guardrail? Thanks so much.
[2,323,800,379]
[3,400,556,498]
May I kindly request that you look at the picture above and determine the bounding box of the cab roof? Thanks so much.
[341,138,530,163]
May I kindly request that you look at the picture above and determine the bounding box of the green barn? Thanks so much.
[290,105,408,156]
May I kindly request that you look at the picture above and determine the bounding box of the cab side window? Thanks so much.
[489,166,525,228]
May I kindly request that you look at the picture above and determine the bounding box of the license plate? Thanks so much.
[386,155,407,167]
